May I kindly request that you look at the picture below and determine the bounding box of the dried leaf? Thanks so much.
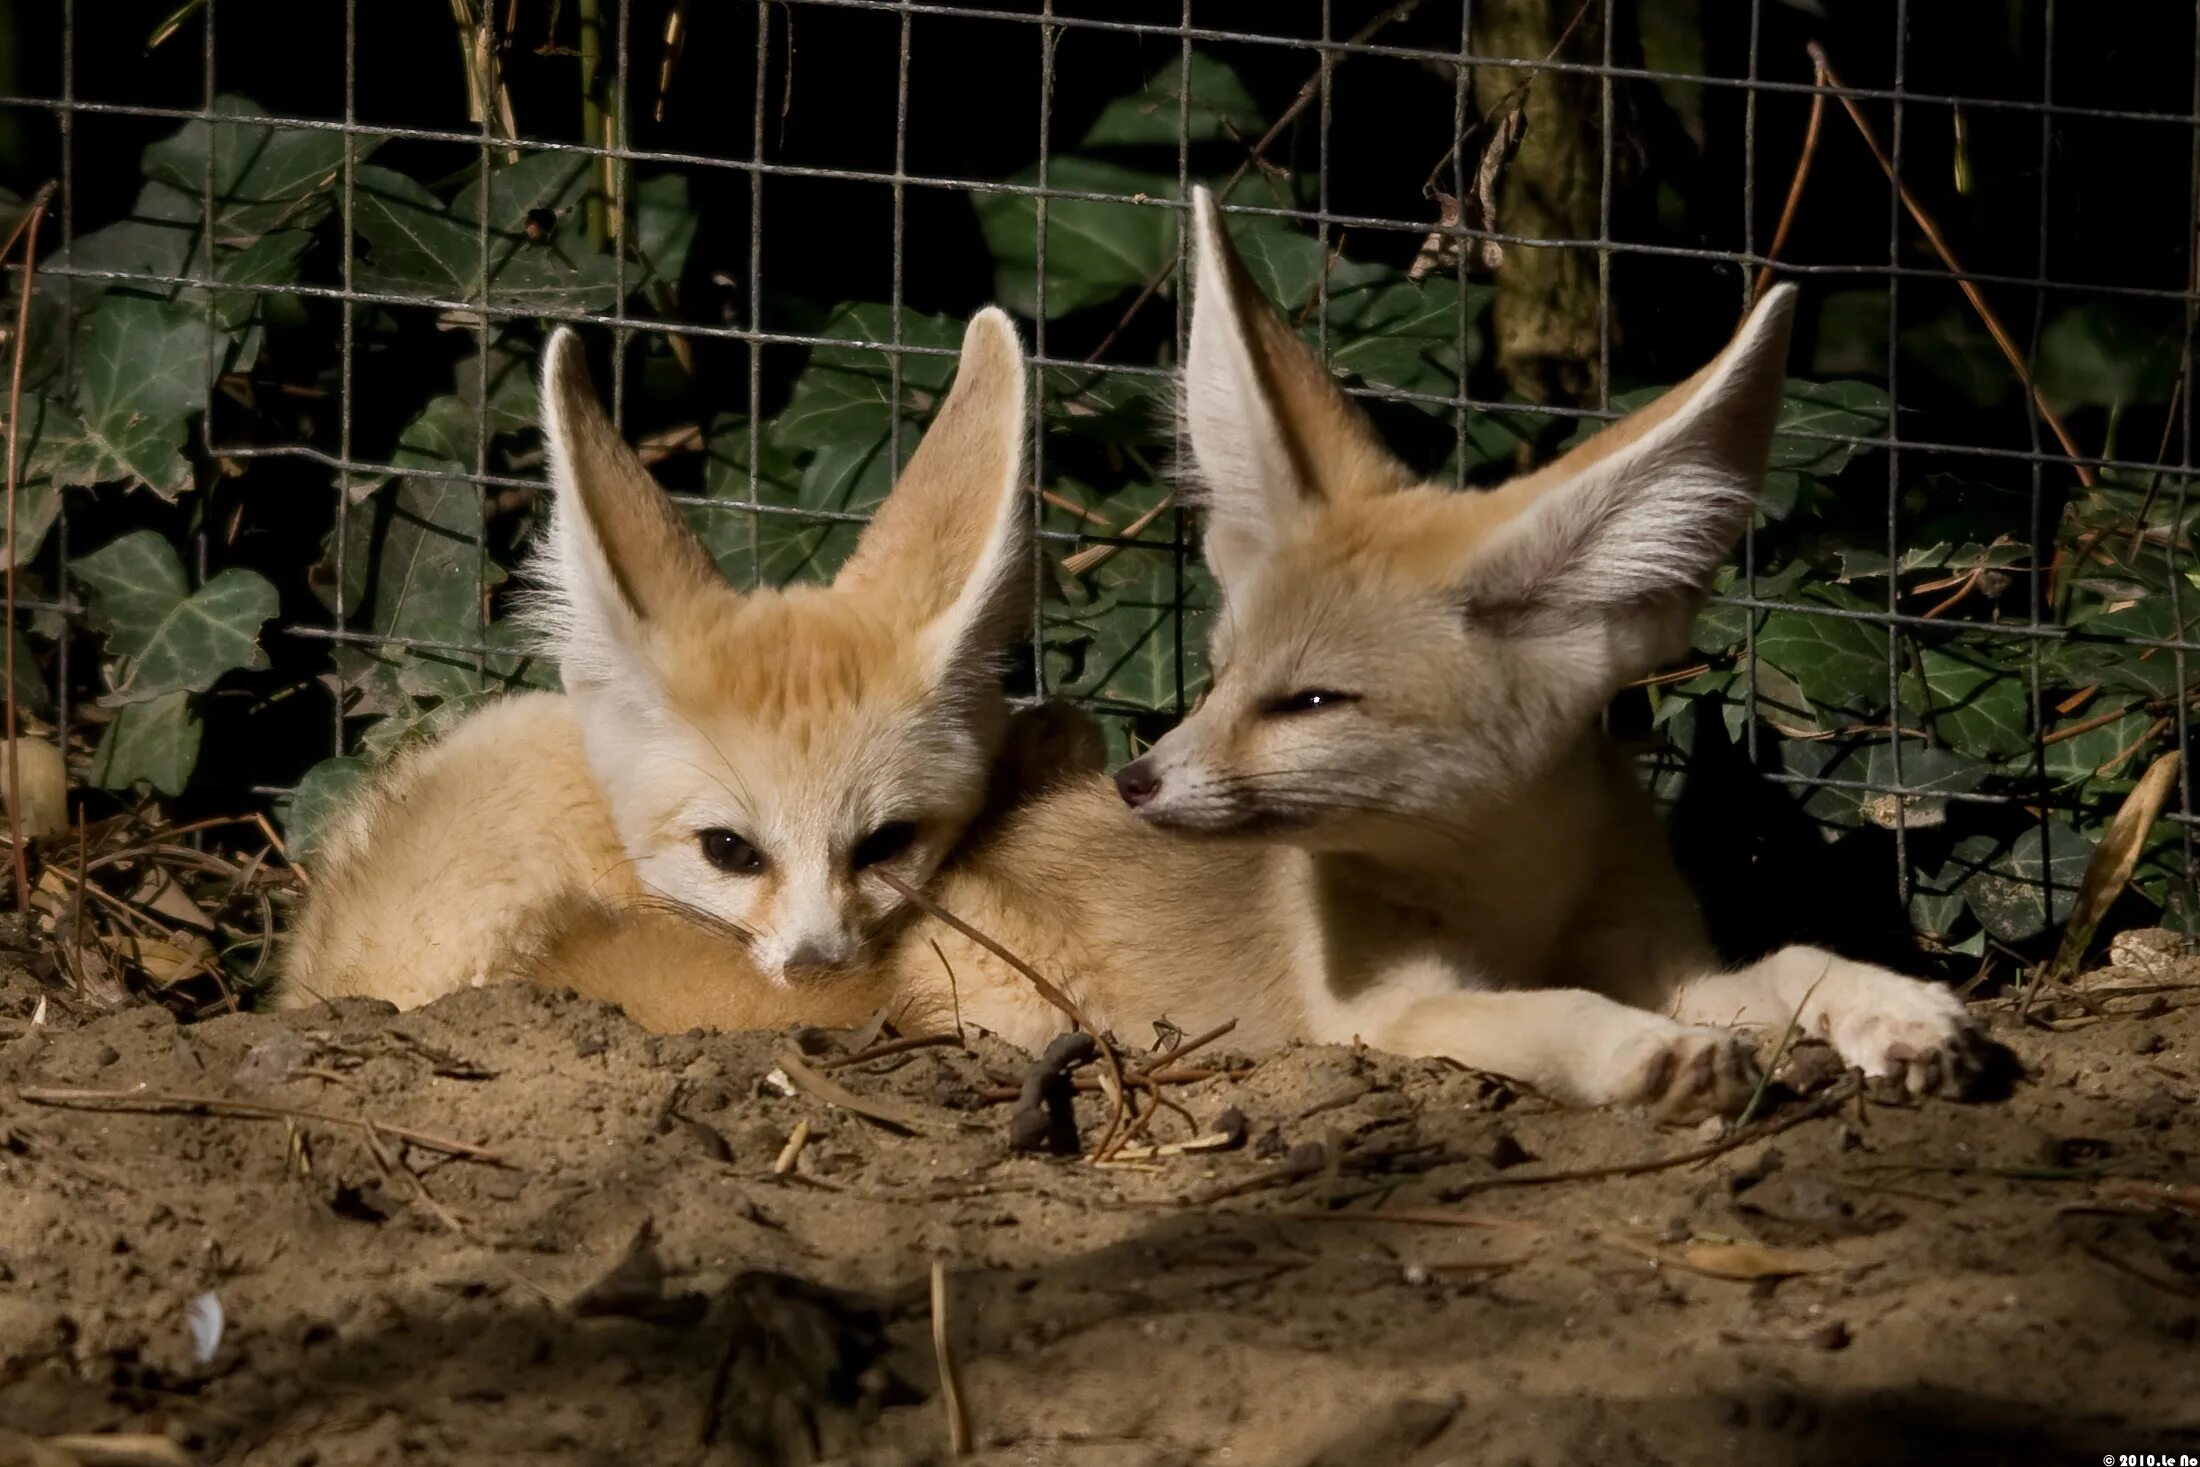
[2047,749,2182,984]
[1600,1227,1836,1281]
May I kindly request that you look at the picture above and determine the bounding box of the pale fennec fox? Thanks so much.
[278,308,1041,1009]
[534,187,1988,1117]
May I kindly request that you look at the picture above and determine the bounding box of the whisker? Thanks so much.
[1204,781,1486,853]
[631,892,760,947]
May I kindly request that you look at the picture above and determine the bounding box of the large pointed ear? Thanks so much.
[1461,284,1799,675]
[533,327,726,704]
[1183,186,1413,596]
[832,308,1030,689]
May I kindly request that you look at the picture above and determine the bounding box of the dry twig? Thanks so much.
[1809,42,2092,488]
[15,1085,507,1163]
[930,1259,972,1456]
[2,181,56,915]
[874,870,1137,1160]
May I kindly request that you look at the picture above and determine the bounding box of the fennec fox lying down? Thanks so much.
[278,309,1047,1010]
[536,188,1989,1117]
[530,194,1988,1110]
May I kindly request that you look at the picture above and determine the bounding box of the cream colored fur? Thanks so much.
[277,309,1036,1009]
[530,188,1987,1118]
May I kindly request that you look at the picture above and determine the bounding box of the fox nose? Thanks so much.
[1114,760,1162,808]
[779,937,845,980]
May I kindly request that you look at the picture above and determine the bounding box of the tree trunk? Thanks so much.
[1474,0,1638,407]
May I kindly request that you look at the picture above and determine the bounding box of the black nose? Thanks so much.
[1114,760,1162,808]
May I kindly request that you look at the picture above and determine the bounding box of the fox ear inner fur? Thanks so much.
[1182,185,1412,596]
[1183,180,1795,681]
[532,310,1032,712]
[1457,284,1796,672]
[533,327,727,708]
[833,307,1032,694]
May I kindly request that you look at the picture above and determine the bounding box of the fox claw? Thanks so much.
[1611,1022,1761,1123]
[1825,979,1987,1100]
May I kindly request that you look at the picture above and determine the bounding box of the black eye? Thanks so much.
[851,821,918,870]
[1260,689,1360,717]
[698,828,765,874]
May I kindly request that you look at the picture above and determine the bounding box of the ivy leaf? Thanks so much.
[1045,365,1167,446]
[354,687,504,759]
[203,228,313,331]
[1598,377,1886,522]
[281,755,372,863]
[1745,655,1822,737]
[2042,705,2161,785]
[89,691,203,797]
[1050,546,1214,711]
[1903,644,2030,761]
[8,628,50,717]
[692,416,815,590]
[325,474,493,702]
[1782,737,1986,833]
[972,159,1178,319]
[53,183,201,310]
[7,398,76,565]
[71,531,279,705]
[482,615,560,693]
[1947,819,2097,943]
[1227,213,1329,316]
[1323,270,1481,406]
[1906,863,1972,945]
[1753,593,1891,725]
[62,295,212,499]
[1762,378,1888,513]
[774,302,962,451]
[142,95,367,240]
[1081,53,1265,148]
[1835,533,2028,583]
[453,339,543,439]
[352,160,619,311]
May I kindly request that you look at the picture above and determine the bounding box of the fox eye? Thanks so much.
[1260,689,1360,717]
[698,828,765,875]
[852,821,919,870]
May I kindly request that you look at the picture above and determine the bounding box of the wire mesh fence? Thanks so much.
[1,0,2196,972]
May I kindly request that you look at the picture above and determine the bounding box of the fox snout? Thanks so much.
[753,924,863,984]
[1114,759,1162,808]
[1111,747,1252,833]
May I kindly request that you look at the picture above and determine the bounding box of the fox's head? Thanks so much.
[1115,188,1796,844]
[532,311,1030,982]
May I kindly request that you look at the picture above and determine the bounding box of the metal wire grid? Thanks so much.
[2,0,2196,928]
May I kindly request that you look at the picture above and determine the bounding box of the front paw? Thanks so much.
[1822,974,1988,1098]
[1606,1020,1761,1123]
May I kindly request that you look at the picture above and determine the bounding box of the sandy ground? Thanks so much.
[2,949,2198,1467]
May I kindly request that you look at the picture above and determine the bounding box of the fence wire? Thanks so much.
[2,0,2196,964]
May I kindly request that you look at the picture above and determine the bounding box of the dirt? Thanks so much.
[2,955,2197,1467]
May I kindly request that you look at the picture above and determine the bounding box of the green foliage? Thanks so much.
[73,532,278,705]
[7,49,2190,961]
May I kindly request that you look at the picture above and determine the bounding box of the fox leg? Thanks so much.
[1349,972,1760,1120]
[1661,945,1988,1097]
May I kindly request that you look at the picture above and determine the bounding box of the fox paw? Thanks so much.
[1609,1022,1761,1123]
[1823,977,1988,1098]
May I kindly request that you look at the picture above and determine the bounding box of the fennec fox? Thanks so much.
[534,188,1988,1118]
[278,309,1039,1009]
